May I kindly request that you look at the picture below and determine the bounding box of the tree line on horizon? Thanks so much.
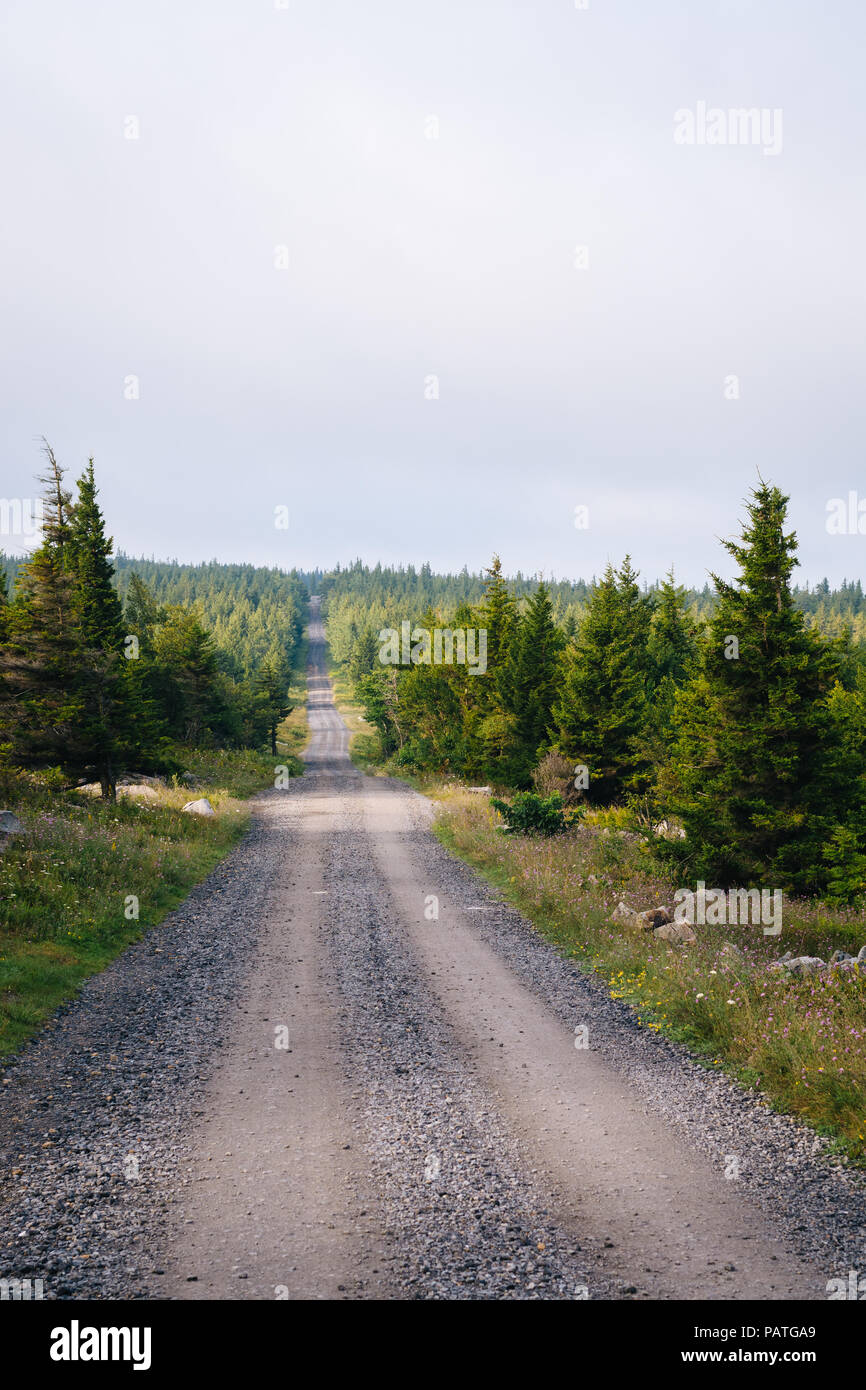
[0,448,306,799]
[319,556,866,659]
[329,483,866,898]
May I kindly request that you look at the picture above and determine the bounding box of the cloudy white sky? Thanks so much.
[1,0,864,586]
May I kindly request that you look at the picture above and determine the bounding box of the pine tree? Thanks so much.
[500,581,563,783]
[37,439,74,550]
[153,607,227,744]
[664,481,848,891]
[255,652,293,756]
[0,450,83,772]
[478,555,518,679]
[649,568,697,686]
[554,558,654,804]
[65,460,132,799]
[124,572,164,655]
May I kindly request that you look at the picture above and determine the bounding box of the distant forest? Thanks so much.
[318,558,866,666]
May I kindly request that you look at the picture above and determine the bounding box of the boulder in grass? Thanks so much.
[639,906,672,930]
[182,798,215,817]
[611,901,652,931]
[117,784,161,801]
[0,811,23,836]
[769,955,826,978]
[830,950,855,966]
[653,921,697,945]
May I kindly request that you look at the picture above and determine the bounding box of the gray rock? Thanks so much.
[640,906,672,929]
[182,798,215,817]
[653,921,697,945]
[770,955,826,978]
[0,810,23,835]
[611,901,649,931]
[117,784,161,801]
[830,950,854,965]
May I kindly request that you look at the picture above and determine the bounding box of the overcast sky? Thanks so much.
[1,0,864,587]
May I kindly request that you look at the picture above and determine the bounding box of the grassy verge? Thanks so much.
[429,789,866,1165]
[0,677,309,1059]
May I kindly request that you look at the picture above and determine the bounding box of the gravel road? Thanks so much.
[1,598,864,1300]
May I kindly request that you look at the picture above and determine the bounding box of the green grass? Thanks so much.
[0,679,309,1059]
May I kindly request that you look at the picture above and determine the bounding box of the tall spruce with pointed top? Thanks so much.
[649,568,698,686]
[554,557,654,803]
[478,555,517,686]
[500,580,563,783]
[664,481,847,891]
[66,459,132,799]
[0,445,84,771]
[255,651,293,756]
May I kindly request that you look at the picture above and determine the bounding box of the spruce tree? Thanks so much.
[649,568,697,685]
[255,651,293,756]
[501,581,563,783]
[478,555,518,679]
[554,558,654,804]
[475,556,520,777]
[66,460,134,799]
[664,481,847,891]
[0,450,83,772]
[124,572,164,655]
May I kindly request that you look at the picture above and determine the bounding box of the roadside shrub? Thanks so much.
[583,804,639,831]
[531,750,583,806]
[490,790,568,835]
[823,826,866,905]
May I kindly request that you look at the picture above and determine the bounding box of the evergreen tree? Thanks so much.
[478,555,518,679]
[0,451,83,772]
[649,568,697,686]
[153,607,230,744]
[554,558,654,804]
[67,461,131,799]
[501,581,563,783]
[663,481,848,891]
[255,652,293,756]
[124,572,164,655]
